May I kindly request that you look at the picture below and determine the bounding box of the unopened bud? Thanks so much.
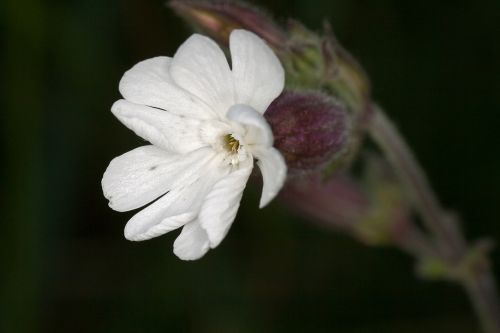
[264,91,349,174]
[282,20,325,87]
[283,173,370,234]
[282,20,371,115]
[283,154,413,247]
[169,0,286,49]
[321,22,371,114]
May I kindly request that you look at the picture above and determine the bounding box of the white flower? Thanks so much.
[102,30,287,260]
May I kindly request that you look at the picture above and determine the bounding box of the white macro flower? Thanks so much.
[102,29,287,260]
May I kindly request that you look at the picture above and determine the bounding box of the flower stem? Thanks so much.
[368,105,500,333]
[368,106,465,258]
[464,270,500,333]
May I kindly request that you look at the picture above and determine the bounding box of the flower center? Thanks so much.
[223,134,240,153]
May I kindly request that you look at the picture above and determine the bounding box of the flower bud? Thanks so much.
[321,22,371,115]
[264,91,349,174]
[169,0,286,49]
[283,173,370,236]
[283,155,413,247]
[281,20,325,87]
[282,20,371,115]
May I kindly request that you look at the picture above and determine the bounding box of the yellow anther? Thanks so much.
[223,134,240,153]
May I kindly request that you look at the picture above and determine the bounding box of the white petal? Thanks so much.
[173,220,210,260]
[170,34,235,117]
[124,189,198,242]
[111,99,209,153]
[102,145,200,212]
[119,56,215,119]
[124,150,229,241]
[254,147,287,208]
[227,104,273,147]
[199,158,253,248]
[230,30,284,113]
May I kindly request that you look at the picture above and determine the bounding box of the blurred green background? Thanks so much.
[2,0,500,332]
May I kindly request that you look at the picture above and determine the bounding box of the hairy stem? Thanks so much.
[464,270,500,333]
[368,105,500,333]
[368,107,465,259]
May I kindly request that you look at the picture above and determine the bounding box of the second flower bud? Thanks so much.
[264,90,350,175]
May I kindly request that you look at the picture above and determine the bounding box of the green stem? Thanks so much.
[368,105,500,333]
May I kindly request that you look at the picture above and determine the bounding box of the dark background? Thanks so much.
[2,0,500,332]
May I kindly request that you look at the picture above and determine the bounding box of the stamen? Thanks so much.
[223,134,240,153]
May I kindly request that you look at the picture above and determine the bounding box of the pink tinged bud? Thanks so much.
[283,155,413,247]
[264,91,349,173]
[169,0,286,49]
[283,173,371,234]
